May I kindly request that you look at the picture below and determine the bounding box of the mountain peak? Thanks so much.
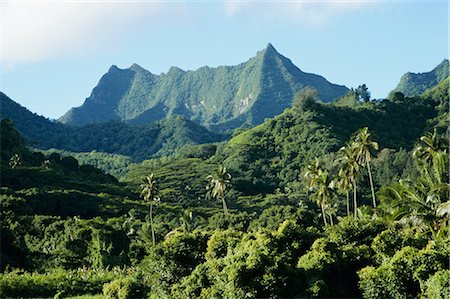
[266,42,275,50]
[130,63,145,71]
[60,45,348,129]
[262,42,279,56]
[391,59,449,97]
[108,65,120,72]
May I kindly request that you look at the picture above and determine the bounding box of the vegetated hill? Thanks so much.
[219,85,445,195]
[0,92,227,161]
[59,43,348,130]
[420,76,449,133]
[0,118,133,219]
[391,59,448,97]
[36,148,134,178]
[122,83,444,206]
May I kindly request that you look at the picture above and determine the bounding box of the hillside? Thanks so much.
[1,76,448,299]
[0,92,226,161]
[59,44,348,130]
[215,86,443,195]
[391,59,448,96]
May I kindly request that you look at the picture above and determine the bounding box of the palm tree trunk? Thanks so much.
[329,213,334,226]
[354,181,358,218]
[367,161,376,208]
[346,190,350,217]
[150,202,155,246]
[222,197,228,214]
[321,203,328,226]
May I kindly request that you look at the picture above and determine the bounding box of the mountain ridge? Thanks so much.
[59,44,349,129]
[0,92,227,161]
[391,59,449,97]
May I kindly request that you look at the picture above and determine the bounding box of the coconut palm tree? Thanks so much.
[207,165,231,214]
[304,159,336,226]
[9,153,22,169]
[354,127,379,208]
[413,128,447,164]
[303,158,321,192]
[140,174,160,245]
[313,169,336,226]
[336,143,359,217]
[413,128,448,183]
[385,130,449,239]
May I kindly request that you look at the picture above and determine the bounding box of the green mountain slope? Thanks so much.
[0,92,226,161]
[59,44,348,129]
[391,59,448,96]
[219,87,443,195]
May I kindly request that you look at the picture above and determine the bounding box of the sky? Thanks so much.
[1,0,448,120]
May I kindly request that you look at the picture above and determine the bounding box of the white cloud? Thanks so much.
[1,0,176,68]
[1,0,376,68]
[222,1,376,26]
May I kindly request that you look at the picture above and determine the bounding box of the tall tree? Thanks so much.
[303,158,321,192]
[336,143,359,217]
[9,153,22,169]
[315,170,336,226]
[304,159,335,225]
[140,174,160,246]
[384,130,449,239]
[354,127,379,208]
[413,128,448,172]
[207,165,231,214]
[356,84,371,102]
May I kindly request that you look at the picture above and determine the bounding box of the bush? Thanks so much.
[422,270,450,299]
[358,240,450,299]
[103,277,143,299]
[0,268,121,298]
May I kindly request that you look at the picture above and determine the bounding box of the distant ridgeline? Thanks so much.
[0,93,226,162]
[58,44,349,130]
[1,50,447,175]
[391,59,449,97]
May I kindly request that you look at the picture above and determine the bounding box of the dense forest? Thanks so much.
[0,72,449,298]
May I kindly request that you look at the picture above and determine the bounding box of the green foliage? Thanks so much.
[175,144,217,160]
[123,157,217,207]
[422,270,450,299]
[355,84,371,102]
[103,276,145,299]
[38,149,133,178]
[140,230,210,297]
[1,65,449,298]
[296,217,387,298]
[358,239,450,299]
[173,220,317,299]
[222,89,438,197]
[0,268,123,298]
[391,59,448,97]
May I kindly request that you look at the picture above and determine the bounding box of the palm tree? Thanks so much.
[314,169,336,226]
[385,130,449,239]
[207,165,231,214]
[336,143,359,217]
[9,153,22,169]
[303,158,321,192]
[304,159,336,226]
[354,127,379,208]
[413,128,448,182]
[412,128,447,165]
[140,174,160,246]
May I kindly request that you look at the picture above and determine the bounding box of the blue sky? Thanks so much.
[1,0,448,119]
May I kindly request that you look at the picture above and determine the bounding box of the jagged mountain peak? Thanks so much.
[59,45,348,129]
[255,42,282,59]
[129,63,146,72]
